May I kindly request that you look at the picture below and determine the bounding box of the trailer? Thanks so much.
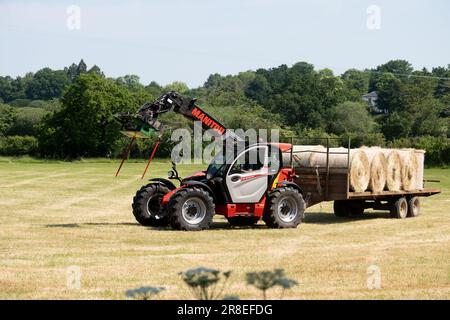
[286,138,441,219]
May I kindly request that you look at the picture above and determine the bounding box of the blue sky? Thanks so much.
[0,0,449,87]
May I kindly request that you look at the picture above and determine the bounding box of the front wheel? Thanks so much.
[168,187,215,231]
[263,187,305,228]
[132,184,169,226]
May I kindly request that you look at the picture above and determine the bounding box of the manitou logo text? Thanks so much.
[191,107,225,134]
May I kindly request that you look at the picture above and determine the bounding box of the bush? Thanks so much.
[387,135,450,166]
[8,99,32,108]
[340,132,386,148]
[0,135,38,156]
[6,107,48,136]
[28,99,61,112]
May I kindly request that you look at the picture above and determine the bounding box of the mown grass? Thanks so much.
[0,157,449,299]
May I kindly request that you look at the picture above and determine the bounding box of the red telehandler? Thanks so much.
[115,91,305,231]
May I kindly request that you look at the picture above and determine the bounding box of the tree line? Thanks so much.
[0,59,449,164]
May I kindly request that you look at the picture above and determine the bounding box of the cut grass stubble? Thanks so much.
[0,158,449,299]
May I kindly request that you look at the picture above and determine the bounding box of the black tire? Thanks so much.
[227,216,260,226]
[333,200,350,217]
[168,187,215,231]
[132,183,169,226]
[390,197,408,219]
[407,196,421,218]
[263,187,305,228]
[333,200,365,217]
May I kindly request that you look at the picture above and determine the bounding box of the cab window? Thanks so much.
[229,147,265,175]
[267,146,281,174]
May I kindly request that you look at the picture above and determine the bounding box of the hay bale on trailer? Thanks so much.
[398,149,419,191]
[383,149,402,191]
[283,145,325,167]
[414,149,425,190]
[362,147,388,193]
[308,147,370,192]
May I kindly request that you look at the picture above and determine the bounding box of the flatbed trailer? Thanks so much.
[286,138,441,219]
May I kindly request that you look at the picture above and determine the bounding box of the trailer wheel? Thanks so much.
[333,200,349,217]
[132,184,169,226]
[390,197,408,219]
[168,187,215,231]
[334,200,364,217]
[348,201,365,216]
[263,187,305,228]
[227,216,259,226]
[407,197,421,218]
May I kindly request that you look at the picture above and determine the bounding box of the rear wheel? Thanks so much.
[132,184,169,226]
[168,187,215,231]
[227,216,259,226]
[263,187,305,228]
[390,197,408,219]
[407,196,421,218]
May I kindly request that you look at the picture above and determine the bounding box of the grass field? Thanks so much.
[0,157,449,299]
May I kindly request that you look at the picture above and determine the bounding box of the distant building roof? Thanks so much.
[362,91,378,99]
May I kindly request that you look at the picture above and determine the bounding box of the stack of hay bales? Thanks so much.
[288,145,425,193]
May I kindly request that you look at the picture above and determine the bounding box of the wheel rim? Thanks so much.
[400,200,407,218]
[277,197,298,223]
[146,195,163,219]
[182,197,207,225]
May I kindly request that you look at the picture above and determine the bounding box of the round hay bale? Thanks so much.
[284,145,325,167]
[362,147,387,192]
[309,147,370,192]
[398,149,419,191]
[348,149,371,192]
[383,149,402,191]
[414,149,425,189]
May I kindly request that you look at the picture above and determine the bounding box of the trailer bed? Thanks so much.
[285,137,441,215]
[294,167,440,207]
[347,188,441,200]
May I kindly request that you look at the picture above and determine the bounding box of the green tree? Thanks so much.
[0,103,16,135]
[375,73,403,112]
[164,81,189,94]
[378,76,447,139]
[341,69,370,101]
[65,59,93,81]
[38,73,135,158]
[76,59,87,75]
[0,76,14,102]
[87,65,105,77]
[369,59,413,91]
[116,75,144,91]
[145,81,163,98]
[26,68,70,100]
[328,101,376,135]
[0,74,32,102]
[431,65,450,98]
